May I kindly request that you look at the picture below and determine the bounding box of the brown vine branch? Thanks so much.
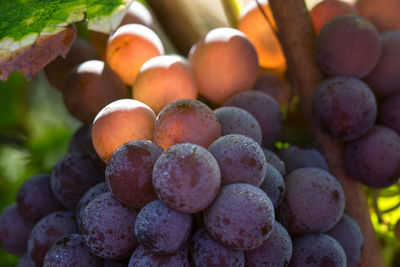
[268,0,384,266]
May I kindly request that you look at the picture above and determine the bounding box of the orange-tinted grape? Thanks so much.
[310,0,359,34]
[90,1,154,59]
[188,27,259,105]
[356,0,400,31]
[315,15,381,78]
[44,38,100,91]
[238,0,286,69]
[106,24,164,86]
[133,55,197,114]
[91,99,156,162]
[153,99,221,150]
[63,60,127,124]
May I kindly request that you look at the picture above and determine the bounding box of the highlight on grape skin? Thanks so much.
[238,0,286,70]
[278,167,345,236]
[344,125,400,188]
[133,55,198,114]
[315,14,381,78]
[208,134,267,187]
[204,183,275,251]
[62,60,127,125]
[312,76,377,141]
[152,143,221,214]
[214,106,262,145]
[188,27,259,105]
[153,99,221,150]
[106,24,164,86]
[106,140,163,209]
[91,99,156,163]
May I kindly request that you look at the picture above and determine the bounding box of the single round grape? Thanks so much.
[106,140,163,208]
[245,221,292,267]
[106,24,164,85]
[262,148,286,176]
[51,152,105,210]
[189,27,259,105]
[356,0,400,31]
[224,91,282,148]
[152,143,221,214]
[260,163,285,209]
[278,167,345,235]
[17,254,36,267]
[288,233,346,267]
[128,245,190,267]
[80,192,138,259]
[365,31,400,98]
[315,15,381,78]
[312,76,377,141]
[27,211,78,267]
[17,174,63,222]
[76,182,109,230]
[153,99,221,150]
[325,214,364,267]
[90,1,154,59]
[62,60,127,124]
[204,183,275,250]
[252,73,291,107]
[310,0,359,34]
[134,200,192,254]
[238,0,286,69]
[379,93,400,134]
[214,106,262,145]
[91,99,156,162]
[133,55,198,114]
[344,125,400,188]
[0,204,34,256]
[279,145,329,174]
[208,134,266,186]
[190,227,245,267]
[44,37,100,91]
[43,234,104,267]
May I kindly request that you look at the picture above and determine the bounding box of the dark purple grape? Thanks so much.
[214,106,262,145]
[260,163,285,208]
[128,245,190,267]
[312,76,377,141]
[27,211,78,266]
[252,72,291,107]
[224,91,282,148]
[190,227,244,267]
[325,214,363,267]
[51,152,105,210]
[104,259,129,267]
[43,234,104,267]
[0,204,34,256]
[17,174,63,222]
[379,92,400,135]
[80,192,138,260]
[315,15,381,78]
[204,183,275,250]
[365,31,400,99]
[106,140,163,208]
[288,233,346,267]
[245,221,292,267]
[278,167,345,235]
[76,182,109,231]
[152,143,221,214]
[134,200,192,254]
[279,145,329,174]
[208,134,266,186]
[17,254,36,267]
[262,148,286,176]
[345,125,400,188]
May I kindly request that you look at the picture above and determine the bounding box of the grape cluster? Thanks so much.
[6,0,400,266]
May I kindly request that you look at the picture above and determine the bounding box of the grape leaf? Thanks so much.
[0,0,132,81]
